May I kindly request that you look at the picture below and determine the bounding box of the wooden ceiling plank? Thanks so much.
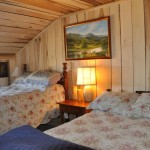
[0,42,25,47]
[0,31,34,39]
[0,11,50,26]
[0,37,29,43]
[0,18,45,31]
[79,0,102,5]
[0,3,58,20]
[33,0,82,12]
[51,0,92,9]
[5,0,79,14]
[95,0,114,3]
[0,26,40,35]
[4,0,64,16]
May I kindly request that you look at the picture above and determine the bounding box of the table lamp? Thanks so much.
[77,67,96,102]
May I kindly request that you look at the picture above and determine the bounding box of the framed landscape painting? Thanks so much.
[64,17,111,60]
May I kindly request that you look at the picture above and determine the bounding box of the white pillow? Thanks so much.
[26,70,62,86]
[13,73,31,84]
[87,91,139,116]
[131,93,150,118]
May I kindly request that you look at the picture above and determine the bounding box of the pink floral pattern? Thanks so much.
[131,93,150,118]
[45,111,150,150]
[0,84,64,134]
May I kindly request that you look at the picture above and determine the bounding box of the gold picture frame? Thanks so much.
[64,17,111,60]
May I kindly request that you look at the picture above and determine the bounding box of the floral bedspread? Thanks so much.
[45,110,150,150]
[0,84,64,135]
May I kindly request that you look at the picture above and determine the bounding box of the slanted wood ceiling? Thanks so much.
[0,0,119,54]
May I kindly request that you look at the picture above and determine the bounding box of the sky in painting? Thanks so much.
[66,20,108,36]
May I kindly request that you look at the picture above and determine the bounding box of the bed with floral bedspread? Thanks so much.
[44,91,150,150]
[0,84,64,135]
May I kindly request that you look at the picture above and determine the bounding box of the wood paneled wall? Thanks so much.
[17,0,149,99]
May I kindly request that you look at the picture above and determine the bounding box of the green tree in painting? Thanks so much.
[100,37,108,51]
[81,38,88,49]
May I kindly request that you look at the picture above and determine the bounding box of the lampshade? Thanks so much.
[77,67,96,102]
[11,66,19,77]
[77,67,96,85]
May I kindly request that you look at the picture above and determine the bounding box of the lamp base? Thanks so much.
[77,88,84,101]
[83,86,94,102]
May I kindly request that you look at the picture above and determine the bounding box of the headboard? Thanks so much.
[136,91,150,94]
[63,63,68,99]
[22,63,68,99]
[106,89,150,94]
[57,63,68,99]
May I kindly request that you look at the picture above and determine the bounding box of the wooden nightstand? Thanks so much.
[57,100,91,124]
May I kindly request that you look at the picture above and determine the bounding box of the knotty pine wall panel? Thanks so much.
[120,1,134,92]
[132,0,145,91]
